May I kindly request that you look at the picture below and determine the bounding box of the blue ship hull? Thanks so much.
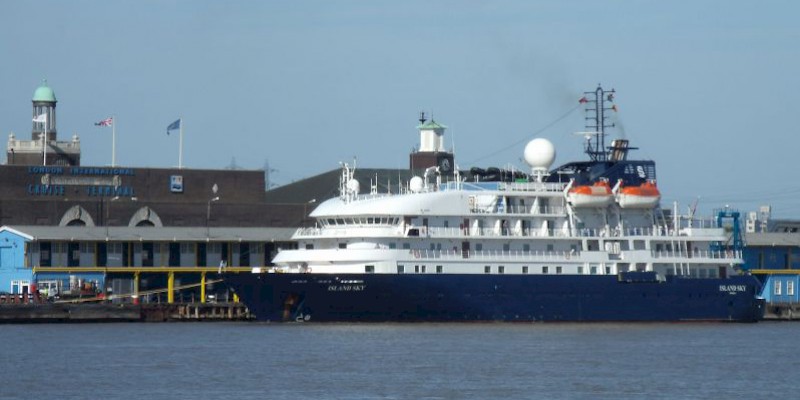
[223,272,765,322]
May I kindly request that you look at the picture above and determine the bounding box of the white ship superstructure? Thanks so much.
[275,150,740,280]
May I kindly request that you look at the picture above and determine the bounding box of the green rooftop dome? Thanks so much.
[416,119,446,130]
[32,79,56,102]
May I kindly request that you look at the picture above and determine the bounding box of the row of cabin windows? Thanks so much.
[394,265,444,274]
[664,268,720,278]
[389,265,609,275]
[322,217,401,227]
[774,280,796,296]
[325,242,578,253]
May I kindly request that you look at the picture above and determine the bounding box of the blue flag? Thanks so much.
[167,119,181,134]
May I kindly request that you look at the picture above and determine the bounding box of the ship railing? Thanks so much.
[650,249,742,260]
[476,205,567,215]
[498,181,567,193]
[675,217,720,229]
[294,226,403,238]
[296,225,681,239]
[409,249,580,261]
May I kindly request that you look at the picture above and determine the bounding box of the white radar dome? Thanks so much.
[346,179,360,194]
[409,176,424,193]
[524,138,556,170]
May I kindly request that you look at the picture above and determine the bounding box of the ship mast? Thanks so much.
[582,85,616,161]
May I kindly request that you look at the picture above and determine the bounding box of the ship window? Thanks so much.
[389,243,396,249]
[415,265,420,273]
[556,266,562,274]
[605,266,611,275]
[397,265,404,274]
[523,244,530,252]
[498,266,505,274]
[443,220,449,228]
[430,243,436,251]
[484,266,491,274]
[590,266,597,275]
[305,244,314,250]
[522,266,529,274]
[436,265,443,273]
[774,280,782,295]
[339,243,347,249]
[578,266,584,274]
[336,219,345,225]
[547,244,554,252]
[542,266,549,274]
[788,280,795,296]
[365,265,375,273]
[503,244,510,251]
[403,243,410,250]
[476,243,483,251]
[421,265,426,273]
[367,218,374,224]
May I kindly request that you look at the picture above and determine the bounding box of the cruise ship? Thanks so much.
[224,86,765,322]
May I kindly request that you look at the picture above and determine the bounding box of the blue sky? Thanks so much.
[2,1,798,216]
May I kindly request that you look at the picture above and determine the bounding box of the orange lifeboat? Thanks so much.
[567,181,613,207]
[617,181,661,208]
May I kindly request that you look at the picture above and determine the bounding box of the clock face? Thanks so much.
[439,157,452,172]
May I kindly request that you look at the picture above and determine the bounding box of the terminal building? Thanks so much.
[742,206,800,308]
[0,81,447,303]
[0,81,306,302]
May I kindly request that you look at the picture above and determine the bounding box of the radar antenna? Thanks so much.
[582,84,616,161]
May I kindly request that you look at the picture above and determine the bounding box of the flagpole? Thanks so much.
[179,117,183,169]
[112,115,117,167]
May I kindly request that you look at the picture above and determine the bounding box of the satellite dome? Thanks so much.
[409,176,424,193]
[524,138,556,170]
[346,179,360,194]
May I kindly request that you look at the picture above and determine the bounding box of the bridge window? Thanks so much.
[397,265,404,274]
[522,266,529,274]
[436,265,443,273]
[556,266,563,274]
[577,266,584,274]
[484,266,491,274]
[542,266,549,274]
[365,265,374,273]
[498,266,505,274]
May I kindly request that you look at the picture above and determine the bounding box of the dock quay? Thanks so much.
[0,302,252,323]
[763,303,800,321]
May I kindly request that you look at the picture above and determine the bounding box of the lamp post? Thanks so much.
[206,196,220,238]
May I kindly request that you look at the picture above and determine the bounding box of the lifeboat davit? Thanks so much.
[568,181,613,207]
[617,181,661,208]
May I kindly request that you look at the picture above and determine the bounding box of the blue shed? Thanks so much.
[0,226,34,294]
[760,274,800,304]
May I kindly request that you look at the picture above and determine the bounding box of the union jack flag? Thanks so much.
[94,117,113,126]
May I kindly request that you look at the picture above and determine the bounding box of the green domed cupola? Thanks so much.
[32,79,57,103]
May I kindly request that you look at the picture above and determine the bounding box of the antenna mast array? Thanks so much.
[582,85,616,161]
